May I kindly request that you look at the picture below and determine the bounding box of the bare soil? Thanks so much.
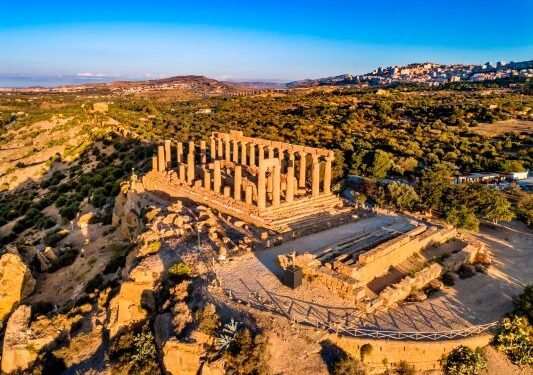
[470,119,533,136]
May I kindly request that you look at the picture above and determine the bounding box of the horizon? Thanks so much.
[1,0,532,87]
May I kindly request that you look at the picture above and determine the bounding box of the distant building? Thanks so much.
[506,170,529,181]
[454,173,504,185]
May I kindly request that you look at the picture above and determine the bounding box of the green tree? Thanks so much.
[479,191,514,224]
[386,182,420,211]
[418,165,453,211]
[368,150,393,179]
[444,206,480,231]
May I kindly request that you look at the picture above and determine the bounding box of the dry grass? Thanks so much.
[470,119,533,137]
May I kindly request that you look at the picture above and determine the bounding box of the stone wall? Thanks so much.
[351,225,456,283]
[365,263,443,313]
[329,333,492,373]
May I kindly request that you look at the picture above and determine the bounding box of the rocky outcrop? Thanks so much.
[162,331,213,375]
[0,253,35,329]
[106,254,164,339]
[1,305,83,374]
[112,180,146,241]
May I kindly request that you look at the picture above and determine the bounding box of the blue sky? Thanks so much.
[0,0,532,81]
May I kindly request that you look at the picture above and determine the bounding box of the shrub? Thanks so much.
[391,361,415,375]
[92,194,107,208]
[48,247,79,272]
[168,261,192,281]
[492,316,532,366]
[60,204,78,220]
[44,230,68,247]
[131,330,157,369]
[146,240,161,254]
[222,326,270,375]
[442,346,487,375]
[85,274,105,293]
[334,355,366,375]
[513,284,533,322]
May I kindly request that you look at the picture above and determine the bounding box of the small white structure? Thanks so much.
[506,170,529,181]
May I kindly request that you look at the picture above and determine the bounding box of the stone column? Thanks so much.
[177,142,183,164]
[217,138,223,158]
[249,143,255,167]
[258,146,265,164]
[311,154,320,197]
[151,156,157,172]
[286,153,295,203]
[157,145,165,172]
[224,137,231,162]
[187,153,195,184]
[323,155,333,195]
[188,141,195,158]
[257,164,266,209]
[272,163,281,207]
[164,140,172,170]
[200,140,207,164]
[234,165,242,201]
[298,152,307,188]
[268,146,275,159]
[240,142,247,165]
[232,140,239,163]
[210,137,216,162]
[245,185,253,204]
[213,160,221,193]
[203,170,211,190]
[179,165,186,181]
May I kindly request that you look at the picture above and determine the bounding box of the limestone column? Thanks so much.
[213,160,221,193]
[258,146,265,164]
[298,152,307,188]
[179,165,186,181]
[210,137,216,161]
[268,146,275,159]
[286,153,295,203]
[217,138,223,159]
[164,140,172,170]
[272,163,281,207]
[203,170,211,190]
[151,156,157,172]
[224,137,231,162]
[234,165,242,201]
[257,163,266,209]
[240,142,247,165]
[200,140,207,164]
[249,143,255,167]
[177,142,183,164]
[311,154,320,197]
[232,140,239,163]
[157,145,165,172]
[245,185,253,204]
[323,155,333,195]
[187,153,195,184]
[188,141,195,158]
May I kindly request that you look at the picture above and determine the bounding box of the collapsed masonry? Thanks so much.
[278,222,486,309]
[144,130,351,233]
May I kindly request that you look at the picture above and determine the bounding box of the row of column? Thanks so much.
[210,136,333,196]
[152,139,334,209]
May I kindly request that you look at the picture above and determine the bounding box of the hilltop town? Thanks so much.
[289,59,533,88]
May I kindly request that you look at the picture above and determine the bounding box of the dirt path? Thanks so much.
[215,220,533,333]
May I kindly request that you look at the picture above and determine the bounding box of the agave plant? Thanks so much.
[215,319,240,351]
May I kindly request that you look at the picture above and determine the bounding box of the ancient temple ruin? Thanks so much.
[144,130,349,232]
